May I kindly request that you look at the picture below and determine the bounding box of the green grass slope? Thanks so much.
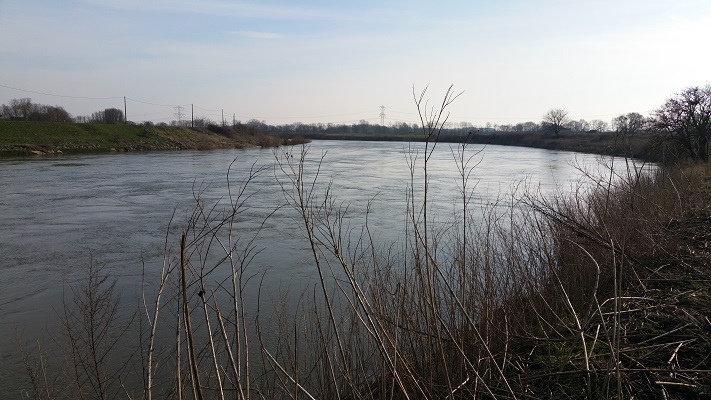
[0,121,262,156]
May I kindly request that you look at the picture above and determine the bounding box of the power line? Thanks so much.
[126,97,189,107]
[0,83,122,100]
[0,83,388,123]
[234,110,376,121]
[193,105,221,112]
[0,83,196,108]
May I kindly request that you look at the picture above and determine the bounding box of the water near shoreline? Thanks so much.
[0,140,605,395]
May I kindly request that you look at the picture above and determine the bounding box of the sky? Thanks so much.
[1,0,710,127]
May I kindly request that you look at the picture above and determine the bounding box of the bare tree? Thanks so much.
[58,260,134,400]
[613,112,645,134]
[103,108,124,124]
[29,105,72,122]
[89,108,124,124]
[47,106,72,122]
[589,119,609,132]
[1,98,72,122]
[9,98,32,120]
[522,121,540,132]
[649,85,711,162]
[567,119,590,132]
[89,111,103,123]
[0,104,10,119]
[192,116,214,129]
[542,108,569,136]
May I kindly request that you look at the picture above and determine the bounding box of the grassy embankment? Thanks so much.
[1,119,662,162]
[0,120,286,156]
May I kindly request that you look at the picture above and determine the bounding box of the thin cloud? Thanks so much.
[81,0,353,21]
[230,30,283,39]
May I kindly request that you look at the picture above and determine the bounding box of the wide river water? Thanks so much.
[0,140,606,395]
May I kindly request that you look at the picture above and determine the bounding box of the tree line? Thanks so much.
[0,98,673,137]
[2,84,710,161]
[212,117,604,136]
[0,98,73,122]
[539,85,711,161]
[540,108,645,136]
[0,98,124,124]
[216,112,640,136]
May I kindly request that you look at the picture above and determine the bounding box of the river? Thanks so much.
[0,140,605,396]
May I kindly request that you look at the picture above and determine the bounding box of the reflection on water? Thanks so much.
[0,140,605,394]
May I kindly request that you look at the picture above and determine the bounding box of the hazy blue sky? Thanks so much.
[1,0,710,126]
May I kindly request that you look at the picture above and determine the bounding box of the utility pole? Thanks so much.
[379,105,386,125]
[191,104,194,128]
[124,96,127,124]
[233,113,235,128]
[222,109,225,127]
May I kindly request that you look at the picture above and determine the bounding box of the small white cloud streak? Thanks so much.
[81,0,354,21]
[229,30,283,39]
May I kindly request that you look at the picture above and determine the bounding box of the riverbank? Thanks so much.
[282,130,664,162]
[1,121,663,163]
[514,162,711,397]
[0,120,284,156]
